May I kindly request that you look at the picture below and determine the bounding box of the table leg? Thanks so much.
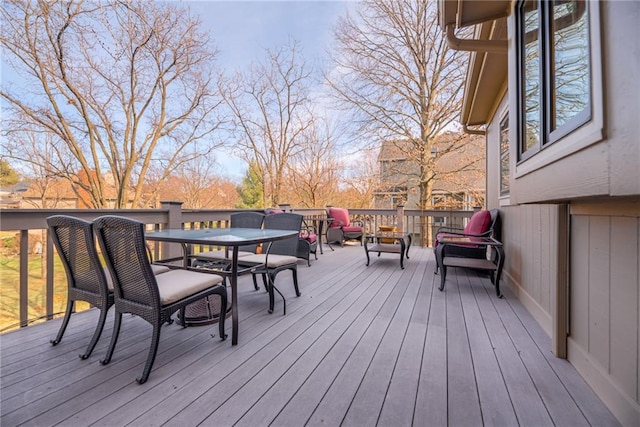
[317,219,324,255]
[436,244,447,291]
[231,247,239,345]
[495,245,505,299]
[399,239,406,269]
[364,236,371,266]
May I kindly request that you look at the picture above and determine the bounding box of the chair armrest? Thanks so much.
[300,220,318,235]
[435,228,493,241]
[435,226,466,235]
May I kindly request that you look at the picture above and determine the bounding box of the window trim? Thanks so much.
[499,112,510,197]
[514,0,603,178]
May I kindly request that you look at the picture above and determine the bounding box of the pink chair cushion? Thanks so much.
[300,232,317,243]
[328,207,350,228]
[434,210,492,247]
[266,208,284,215]
[343,226,362,233]
[464,210,492,235]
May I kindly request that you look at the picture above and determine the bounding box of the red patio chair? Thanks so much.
[326,207,364,247]
[433,209,501,274]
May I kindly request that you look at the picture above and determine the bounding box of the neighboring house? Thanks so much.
[16,173,133,209]
[0,182,29,209]
[439,1,639,425]
[374,133,485,210]
[19,179,79,209]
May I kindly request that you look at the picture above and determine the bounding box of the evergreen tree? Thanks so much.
[0,160,20,187]
[236,163,264,208]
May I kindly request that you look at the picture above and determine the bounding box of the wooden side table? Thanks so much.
[364,232,412,269]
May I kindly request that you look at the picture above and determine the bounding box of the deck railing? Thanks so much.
[0,203,473,332]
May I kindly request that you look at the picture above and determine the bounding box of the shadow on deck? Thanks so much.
[0,245,620,426]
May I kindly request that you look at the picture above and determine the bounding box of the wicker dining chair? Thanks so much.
[93,215,228,384]
[191,211,265,266]
[238,212,303,314]
[47,215,114,360]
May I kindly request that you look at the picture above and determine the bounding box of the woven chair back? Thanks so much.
[231,211,265,253]
[263,213,303,256]
[94,216,160,311]
[47,215,110,300]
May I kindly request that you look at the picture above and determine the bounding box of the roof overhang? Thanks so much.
[438,0,511,128]
[439,0,511,29]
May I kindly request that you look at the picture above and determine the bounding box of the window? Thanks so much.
[517,0,591,161]
[500,115,510,196]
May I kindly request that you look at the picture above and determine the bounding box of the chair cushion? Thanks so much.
[150,264,170,275]
[265,208,284,215]
[194,249,254,260]
[464,210,492,235]
[342,225,362,233]
[155,269,224,305]
[300,232,317,243]
[328,207,350,227]
[239,254,298,268]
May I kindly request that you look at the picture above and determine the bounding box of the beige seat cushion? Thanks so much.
[150,264,171,275]
[103,264,170,291]
[155,269,224,305]
[239,254,298,268]
[195,249,254,260]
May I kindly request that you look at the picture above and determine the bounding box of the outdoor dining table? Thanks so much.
[145,227,298,345]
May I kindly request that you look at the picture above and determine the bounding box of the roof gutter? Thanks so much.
[463,124,486,136]
[445,24,507,54]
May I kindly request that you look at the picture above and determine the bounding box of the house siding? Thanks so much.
[568,205,640,427]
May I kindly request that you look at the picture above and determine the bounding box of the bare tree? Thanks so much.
[285,118,342,208]
[328,0,472,211]
[1,0,226,208]
[152,153,238,209]
[221,40,315,207]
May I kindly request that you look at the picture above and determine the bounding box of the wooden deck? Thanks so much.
[1,245,620,426]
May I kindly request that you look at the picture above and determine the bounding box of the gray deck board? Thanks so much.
[0,244,621,426]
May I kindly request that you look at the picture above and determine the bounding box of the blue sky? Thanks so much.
[1,1,354,181]
[185,1,354,180]
[186,0,353,181]
[189,1,351,70]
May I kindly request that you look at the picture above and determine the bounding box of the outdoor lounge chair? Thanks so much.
[47,215,114,360]
[94,215,228,384]
[238,212,303,314]
[433,209,501,274]
[326,207,364,247]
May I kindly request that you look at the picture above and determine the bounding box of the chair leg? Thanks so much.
[252,274,260,291]
[101,311,122,366]
[179,306,188,328]
[267,273,276,314]
[80,305,109,360]
[291,268,301,297]
[137,322,162,384]
[50,299,74,346]
[269,273,287,315]
[217,288,228,341]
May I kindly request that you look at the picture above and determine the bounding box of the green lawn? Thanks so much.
[0,253,89,333]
